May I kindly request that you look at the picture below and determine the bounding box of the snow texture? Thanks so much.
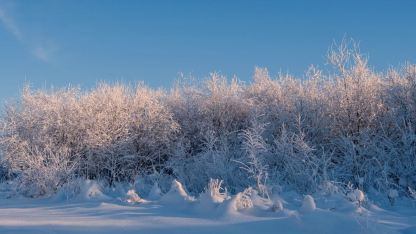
[2,39,416,233]
[269,200,283,212]
[126,189,141,204]
[347,192,357,202]
[299,195,316,214]
[147,182,163,201]
[74,180,111,202]
[388,189,399,199]
[354,189,364,202]
[158,179,194,205]
[2,187,416,234]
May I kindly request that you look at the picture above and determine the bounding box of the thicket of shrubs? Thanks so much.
[1,39,415,200]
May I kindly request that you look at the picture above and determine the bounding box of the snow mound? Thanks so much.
[126,189,141,204]
[158,180,194,205]
[201,179,229,202]
[269,200,283,212]
[197,192,224,214]
[215,187,255,217]
[53,187,76,202]
[74,180,111,202]
[193,179,230,214]
[319,181,339,195]
[299,195,316,214]
[235,187,253,210]
[147,182,163,201]
[347,192,357,202]
[215,194,241,217]
[249,190,273,210]
[199,191,225,204]
[353,189,364,202]
[388,189,399,199]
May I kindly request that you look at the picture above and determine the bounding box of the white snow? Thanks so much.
[126,189,141,204]
[196,180,229,214]
[299,195,316,214]
[347,192,357,202]
[388,189,399,199]
[354,189,364,202]
[1,181,416,234]
[147,182,163,201]
[158,179,194,205]
[269,200,283,212]
[74,180,111,202]
[399,178,408,187]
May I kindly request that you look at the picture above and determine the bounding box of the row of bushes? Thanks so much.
[0,39,415,200]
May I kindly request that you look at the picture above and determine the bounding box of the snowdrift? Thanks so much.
[1,179,416,234]
[73,180,112,202]
[158,180,194,205]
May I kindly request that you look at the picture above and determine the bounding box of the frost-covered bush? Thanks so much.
[234,111,269,197]
[8,144,78,197]
[198,179,230,213]
[126,189,141,204]
[270,125,318,193]
[235,187,253,209]
[201,179,228,203]
[165,129,245,195]
[0,82,178,196]
[79,82,178,185]
[1,38,416,202]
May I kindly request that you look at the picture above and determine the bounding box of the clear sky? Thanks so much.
[1,0,415,102]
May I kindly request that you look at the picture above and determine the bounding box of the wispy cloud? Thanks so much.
[0,5,22,41]
[0,1,57,62]
[31,45,56,62]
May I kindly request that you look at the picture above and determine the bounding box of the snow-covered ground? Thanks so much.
[1,181,416,234]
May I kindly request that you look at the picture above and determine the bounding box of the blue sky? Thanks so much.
[0,0,415,102]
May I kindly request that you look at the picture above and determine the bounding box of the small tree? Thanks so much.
[235,110,269,198]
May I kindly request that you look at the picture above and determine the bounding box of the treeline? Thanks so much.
[1,40,415,198]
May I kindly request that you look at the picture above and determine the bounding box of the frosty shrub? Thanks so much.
[126,189,141,204]
[234,110,269,198]
[270,124,318,193]
[0,82,178,196]
[204,178,228,200]
[1,38,416,201]
[235,187,253,209]
[11,144,78,197]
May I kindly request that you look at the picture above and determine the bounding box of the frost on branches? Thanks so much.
[0,39,415,205]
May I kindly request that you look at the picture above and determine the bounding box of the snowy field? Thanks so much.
[1,180,416,234]
[2,51,416,234]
